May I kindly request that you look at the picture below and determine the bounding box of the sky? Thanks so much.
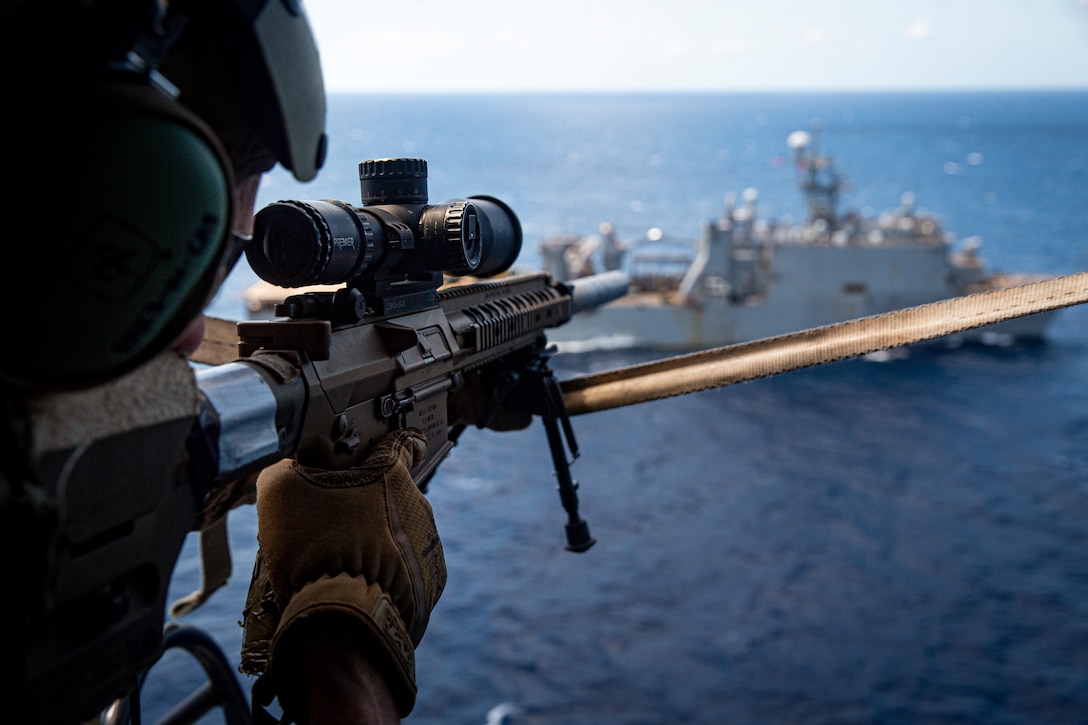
[303,0,1088,93]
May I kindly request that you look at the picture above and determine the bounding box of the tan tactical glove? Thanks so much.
[240,428,446,719]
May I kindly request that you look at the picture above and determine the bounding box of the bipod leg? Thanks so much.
[537,364,595,553]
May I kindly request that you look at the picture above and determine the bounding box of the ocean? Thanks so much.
[147,92,1088,724]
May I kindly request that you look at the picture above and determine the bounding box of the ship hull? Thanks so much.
[546,243,1055,353]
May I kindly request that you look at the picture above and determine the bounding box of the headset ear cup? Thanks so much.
[6,81,233,390]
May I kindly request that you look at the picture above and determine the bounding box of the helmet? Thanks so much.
[0,0,327,389]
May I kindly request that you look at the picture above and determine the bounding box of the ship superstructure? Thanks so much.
[542,129,1053,352]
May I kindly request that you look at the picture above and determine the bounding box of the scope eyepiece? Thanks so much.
[417,199,482,272]
[246,158,522,291]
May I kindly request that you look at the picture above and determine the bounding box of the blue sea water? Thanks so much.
[147,92,1088,724]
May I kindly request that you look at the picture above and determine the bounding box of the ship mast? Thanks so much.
[787,125,844,228]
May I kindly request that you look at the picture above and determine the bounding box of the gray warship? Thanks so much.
[541,129,1056,353]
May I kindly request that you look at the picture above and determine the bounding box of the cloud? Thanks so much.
[904,19,934,40]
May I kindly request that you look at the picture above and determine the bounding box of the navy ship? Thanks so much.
[540,129,1055,353]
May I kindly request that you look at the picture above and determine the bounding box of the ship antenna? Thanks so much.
[788,123,843,229]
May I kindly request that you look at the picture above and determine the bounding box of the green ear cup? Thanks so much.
[5,83,232,390]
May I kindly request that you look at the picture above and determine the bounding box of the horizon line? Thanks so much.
[325,85,1088,96]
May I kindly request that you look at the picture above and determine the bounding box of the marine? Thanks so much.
[0,1,451,722]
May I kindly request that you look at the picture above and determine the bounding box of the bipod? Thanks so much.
[486,343,596,553]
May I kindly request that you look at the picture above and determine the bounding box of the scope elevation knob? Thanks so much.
[359,157,428,205]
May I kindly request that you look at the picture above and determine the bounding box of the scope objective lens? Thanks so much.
[248,200,376,287]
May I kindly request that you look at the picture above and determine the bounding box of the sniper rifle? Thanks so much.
[193,158,630,551]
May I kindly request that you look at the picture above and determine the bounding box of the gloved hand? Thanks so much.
[240,428,446,719]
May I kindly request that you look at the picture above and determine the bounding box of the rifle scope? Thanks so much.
[247,158,522,288]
